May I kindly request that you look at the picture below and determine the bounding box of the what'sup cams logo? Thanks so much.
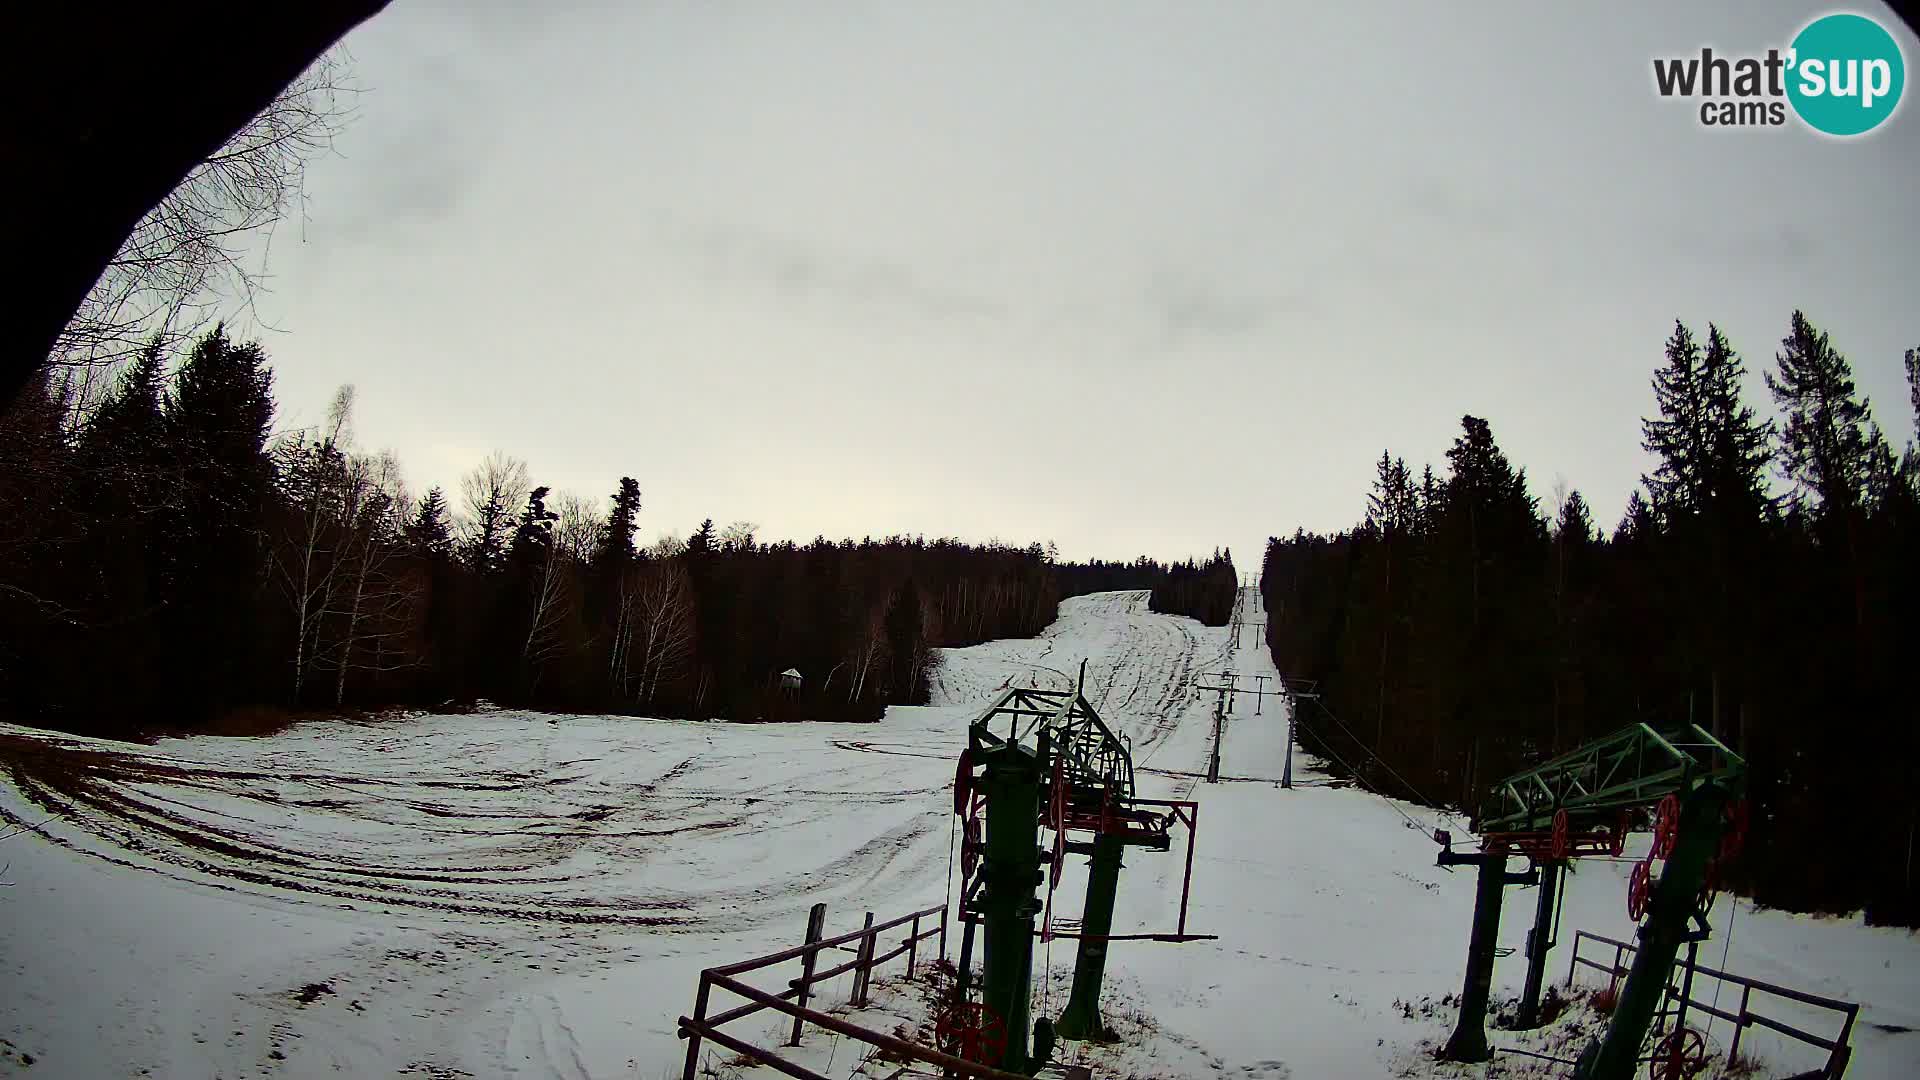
[1654,11,1906,136]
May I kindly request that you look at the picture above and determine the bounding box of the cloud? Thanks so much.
[1146,271,1313,344]
[646,214,1008,325]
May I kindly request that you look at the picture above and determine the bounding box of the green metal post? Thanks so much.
[977,739,1043,1073]
[1441,843,1511,1062]
[1574,783,1731,1080]
[1055,830,1125,1040]
[1515,859,1561,1029]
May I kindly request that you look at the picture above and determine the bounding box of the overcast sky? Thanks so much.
[243,1,1919,569]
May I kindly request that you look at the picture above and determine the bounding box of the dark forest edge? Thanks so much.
[1148,549,1239,626]
[1262,312,1919,927]
[0,329,1214,737]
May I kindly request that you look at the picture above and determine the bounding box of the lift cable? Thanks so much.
[1289,717,1438,838]
[1710,895,1741,1018]
[1307,695,1454,820]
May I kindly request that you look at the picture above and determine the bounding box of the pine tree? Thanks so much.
[1614,489,1656,543]
[687,518,716,558]
[1556,490,1594,544]
[161,325,278,713]
[1365,451,1416,535]
[1642,320,1709,519]
[509,486,557,566]
[406,488,454,561]
[1698,325,1775,521]
[1766,311,1882,518]
[596,477,642,566]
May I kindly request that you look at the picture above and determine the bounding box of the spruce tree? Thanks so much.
[1555,490,1594,544]
[406,488,454,561]
[1766,311,1881,518]
[161,326,278,714]
[1642,320,1709,518]
[1614,489,1656,543]
[597,477,642,566]
[1698,325,1775,520]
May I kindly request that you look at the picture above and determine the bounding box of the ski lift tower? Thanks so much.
[1434,723,1747,1080]
[948,665,1209,1073]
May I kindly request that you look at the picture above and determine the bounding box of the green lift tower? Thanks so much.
[1434,723,1747,1080]
[947,677,1207,1073]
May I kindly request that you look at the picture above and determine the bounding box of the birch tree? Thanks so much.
[634,560,696,704]
[270,385,354,700]
[325,450,419,705]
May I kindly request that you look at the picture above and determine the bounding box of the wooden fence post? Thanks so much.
[938,903,948,961]
[788,903,828,1047]
[852,911,877,1007]
[682,975,713,1080]
[907,912,921,980]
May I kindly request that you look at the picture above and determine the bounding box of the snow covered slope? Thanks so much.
[0,590,1914,1079]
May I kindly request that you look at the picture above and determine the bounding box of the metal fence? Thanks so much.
[1566,929,1859,1078]
[678,900,1040,1080]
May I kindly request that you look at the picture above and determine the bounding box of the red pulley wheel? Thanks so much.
[953,749,976,816]
[961,816,982,878]
[1650,1027,1707,1080]
[1652,794,1681,859]
[1551,808,1570,860]
[935,1001,1009,1066]
[1628,859,1653,921]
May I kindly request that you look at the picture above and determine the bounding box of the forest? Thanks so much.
[0,328,1177,735]
[1148,550,1239,626]
[1261,312,1919,925]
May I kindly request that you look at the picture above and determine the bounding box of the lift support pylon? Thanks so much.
[1435,722,1745,1080]
[951,672,1209,1072]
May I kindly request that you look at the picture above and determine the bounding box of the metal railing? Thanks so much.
[1566,929,1859,1078]
[678,900,1036,1080]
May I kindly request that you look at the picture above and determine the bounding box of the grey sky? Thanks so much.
[245,1,1920,568]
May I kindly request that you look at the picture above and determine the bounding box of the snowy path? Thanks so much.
[1,589,1915,1079]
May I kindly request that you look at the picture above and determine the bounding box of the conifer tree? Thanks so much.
[597,477,642,567]
[1642,320,1709,519]
[1767,311,1881,518]
[406,488,454,561]
[160,326,278,712]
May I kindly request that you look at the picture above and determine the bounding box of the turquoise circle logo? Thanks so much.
[1787,13,1905,136]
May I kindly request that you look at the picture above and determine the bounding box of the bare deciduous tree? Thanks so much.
[269,385,355,699]
[552,492,604,565]
[53,54,359,390]
[847,609,889,704]
[325,450,419,705]
[719,520,760,553]
[633,560,696,705]
[458,451,530,572]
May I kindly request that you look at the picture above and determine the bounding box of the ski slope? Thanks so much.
[0,589,1914,1079]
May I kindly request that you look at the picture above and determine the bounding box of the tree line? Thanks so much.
[1262,312,1918,925]
[1148,549,1239,626]
[0,328,1181,734]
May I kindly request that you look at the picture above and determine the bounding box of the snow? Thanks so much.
[1,589,1915,1079]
